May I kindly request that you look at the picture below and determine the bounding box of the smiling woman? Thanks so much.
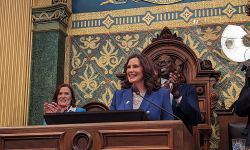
[110,53,174,121]
[43,84,86,114]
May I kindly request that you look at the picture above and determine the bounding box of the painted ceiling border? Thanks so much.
[69,0,249,35]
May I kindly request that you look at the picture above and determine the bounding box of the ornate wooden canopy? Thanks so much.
[142,27,220,150]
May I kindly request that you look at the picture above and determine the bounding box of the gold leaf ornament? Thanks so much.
[116,34,139,52]
[91,40,125,74]
[73,64,105,98]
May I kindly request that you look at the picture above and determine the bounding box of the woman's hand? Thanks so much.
[43,102,61,114]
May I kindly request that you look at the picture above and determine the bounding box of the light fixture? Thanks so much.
[221,25,250,62]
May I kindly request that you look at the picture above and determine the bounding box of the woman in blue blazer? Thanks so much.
[110,54,174,120]
[44,84,85,113]
[43,84,85,124]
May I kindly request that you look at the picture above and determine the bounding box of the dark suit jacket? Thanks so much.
[234,85,250,146]
[172,83,202,131]
[110,87,174,120]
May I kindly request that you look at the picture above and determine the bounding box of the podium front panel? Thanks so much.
[0,120,194,150]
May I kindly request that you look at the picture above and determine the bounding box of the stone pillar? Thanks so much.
[29,2,71,125]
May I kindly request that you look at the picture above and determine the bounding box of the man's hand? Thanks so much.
[162,71,182,98]
[162,71,180,89]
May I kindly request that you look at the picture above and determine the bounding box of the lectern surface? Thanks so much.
[44,109,148,125]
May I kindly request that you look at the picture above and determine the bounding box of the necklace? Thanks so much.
[133,91,146,109]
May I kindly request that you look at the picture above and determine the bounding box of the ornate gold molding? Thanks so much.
[70,0,248,35]
[100,0,182,5]
[32,3,71,27]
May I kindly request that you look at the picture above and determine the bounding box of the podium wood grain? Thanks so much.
[0,120,194,150]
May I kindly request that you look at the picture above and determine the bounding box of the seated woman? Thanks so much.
[110,53,174,120]
[44,84,85,114]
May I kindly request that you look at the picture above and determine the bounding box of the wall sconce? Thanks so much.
[221,25,250,62]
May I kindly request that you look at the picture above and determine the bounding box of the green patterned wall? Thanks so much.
[69,24,250,109]
[67,1,250,149]
[69,25,250,150]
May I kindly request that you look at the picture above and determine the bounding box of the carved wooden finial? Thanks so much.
[200,60,213,70]
[152,27,183,43]
[52,0,67,4]
[246,0,250,16]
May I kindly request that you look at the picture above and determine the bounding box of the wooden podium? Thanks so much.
[0,120,195,150]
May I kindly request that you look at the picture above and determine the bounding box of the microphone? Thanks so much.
[132,85,181,120]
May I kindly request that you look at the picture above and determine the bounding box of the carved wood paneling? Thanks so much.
[142,27,220,150]
[0,120,194,150]
[0,132,65,149]
[100,129,173,149]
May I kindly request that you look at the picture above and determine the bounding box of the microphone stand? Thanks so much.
[135,91,182,120]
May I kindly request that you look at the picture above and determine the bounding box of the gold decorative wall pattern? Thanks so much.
[68,24,250,108]
[73,64,106,99]
[116,34,140,52]
[67,0,250,149]
[70,0,248,35]
[91,40,125,74]
[100,0,182,5]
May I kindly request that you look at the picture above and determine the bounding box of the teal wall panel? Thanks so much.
[29,31,66,125]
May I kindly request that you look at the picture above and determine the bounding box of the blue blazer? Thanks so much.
[173,83,202,127]
[110,87,174,120]
[72,107,86,112]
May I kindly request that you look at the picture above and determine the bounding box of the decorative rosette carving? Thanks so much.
[196,86,204,96]
[72,131,93,150]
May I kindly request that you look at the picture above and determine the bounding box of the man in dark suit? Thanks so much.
[234,65,250,146]
[157,54,202,132]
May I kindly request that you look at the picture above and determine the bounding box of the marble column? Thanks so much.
[29,2,71,125]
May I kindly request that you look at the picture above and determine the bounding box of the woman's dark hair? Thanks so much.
[52,84,76,107]
[121,53,160,92]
